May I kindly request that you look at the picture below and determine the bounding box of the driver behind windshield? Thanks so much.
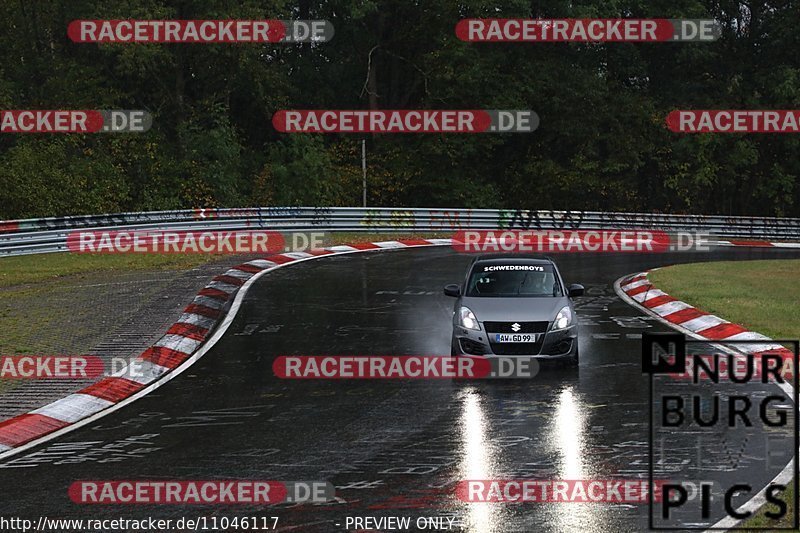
[467,265,562,297]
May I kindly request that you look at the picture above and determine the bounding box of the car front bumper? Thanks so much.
[452,324,578,359]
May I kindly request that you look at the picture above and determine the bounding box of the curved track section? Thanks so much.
[0,247,798,532]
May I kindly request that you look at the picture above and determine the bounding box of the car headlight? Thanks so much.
[553,306,573,330]
[459,306,481,331]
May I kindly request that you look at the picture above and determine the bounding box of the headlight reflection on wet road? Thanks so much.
[458,387,506,532]
[550,386,612,532]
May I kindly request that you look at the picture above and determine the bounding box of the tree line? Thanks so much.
[1,0,798,219]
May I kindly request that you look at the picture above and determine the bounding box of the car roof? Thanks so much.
[472,253,554,264]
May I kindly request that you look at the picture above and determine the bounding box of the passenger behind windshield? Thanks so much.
[466,264,562,297]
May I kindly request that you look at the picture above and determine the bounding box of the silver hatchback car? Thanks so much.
[444,254,584,365]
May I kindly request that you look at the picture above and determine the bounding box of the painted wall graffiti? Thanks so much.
[360,210,416,228]
[497,210,585,230]
[495,209,800,238]
[1,208,800,245]
[429,209,471,230]
[311,207,332,226]
[597,212,800,237]
[263,206,302,218]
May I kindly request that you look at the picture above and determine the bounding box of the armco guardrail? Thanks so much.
[1,207,799,256]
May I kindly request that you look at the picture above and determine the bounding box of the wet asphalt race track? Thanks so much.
[1,247,799,532]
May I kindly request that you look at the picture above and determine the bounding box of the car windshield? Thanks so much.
[466,263,562,297]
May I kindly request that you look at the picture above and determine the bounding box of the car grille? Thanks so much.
[483,321,549,334]
[490,339,544,356]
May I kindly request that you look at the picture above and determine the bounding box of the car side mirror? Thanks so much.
[444,284,461,297]
[568,283,584,298]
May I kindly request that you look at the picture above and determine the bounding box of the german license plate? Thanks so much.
[494,333,536,343]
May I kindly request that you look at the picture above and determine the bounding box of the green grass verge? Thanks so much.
[649,259,800,340]
[649,259,800,530]
[0,253,221,289]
